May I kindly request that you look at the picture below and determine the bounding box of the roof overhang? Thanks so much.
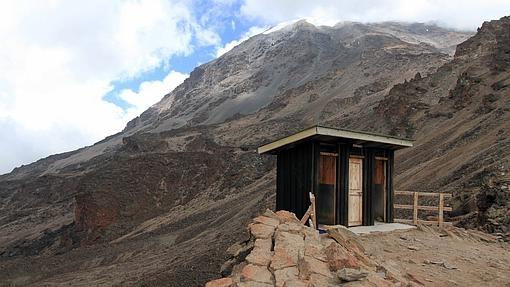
[258,126,413,154]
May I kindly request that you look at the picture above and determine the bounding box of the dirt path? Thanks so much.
[359,224,510,286]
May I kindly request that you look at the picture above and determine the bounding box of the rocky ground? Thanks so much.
[360,224,510,286]
[207,211,510,287]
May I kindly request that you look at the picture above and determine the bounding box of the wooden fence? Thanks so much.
[393,191,452,227]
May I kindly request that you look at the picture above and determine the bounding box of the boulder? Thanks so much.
[274,210,300,224]
[303,239,327,262]
[337,268,369,282]
[254,238,272,250]
[324,242,360,271]
[246,246,273,266]
[254,216,280,228]
[241,264,273,284]
[270,248,298,270]
[327,226,364,253]
[273,267,299,287]
[273,231,304,258]
[277,222,303,235]
[298,254,333,280]
[263,209,280,221]
[303,227,320,242]
[327,227,374,268]
[250,223,276,239]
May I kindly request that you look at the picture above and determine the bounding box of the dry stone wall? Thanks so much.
[206,210,414,287]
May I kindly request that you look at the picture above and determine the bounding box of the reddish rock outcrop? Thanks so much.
[74,193,119,244]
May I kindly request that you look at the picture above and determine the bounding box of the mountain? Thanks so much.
[0,21,476,286]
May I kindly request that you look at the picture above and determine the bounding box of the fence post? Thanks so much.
[413,192,418,225]
[438,193,444,228]
[309,192,317,229]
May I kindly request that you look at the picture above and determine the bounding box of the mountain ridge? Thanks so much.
[0,20,471,181]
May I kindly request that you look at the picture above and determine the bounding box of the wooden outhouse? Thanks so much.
[258,125,413,227]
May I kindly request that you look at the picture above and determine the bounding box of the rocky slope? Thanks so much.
[348,16,510,238]
[0,20,478,286]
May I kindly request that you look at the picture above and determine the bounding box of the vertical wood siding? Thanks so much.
[276,141,314,219]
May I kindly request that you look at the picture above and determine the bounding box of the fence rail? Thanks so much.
[393,191,452,227]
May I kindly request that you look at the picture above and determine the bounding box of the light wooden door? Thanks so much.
[348,157,363,226]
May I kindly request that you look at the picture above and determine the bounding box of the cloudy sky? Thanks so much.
[0,0,509,174]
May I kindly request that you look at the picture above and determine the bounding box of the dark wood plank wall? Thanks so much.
[336,144,350,226]
[276,141,314,219]
[311,141,317,214]
[363,149,375,226]
[387,150,395,223]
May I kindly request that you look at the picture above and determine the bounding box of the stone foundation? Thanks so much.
[206,210,413,287]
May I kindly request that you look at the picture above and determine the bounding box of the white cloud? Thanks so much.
[119,71,188,119]
[240,0,510,30]
[216,26,267,57]
[195,28,222,46]
[0,0,217,174]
